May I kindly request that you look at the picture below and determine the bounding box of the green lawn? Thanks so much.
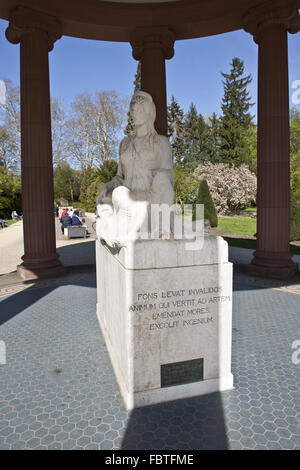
[0,219,18,227]
[6,219,18,226]
[215,216,257,237]
[212,213,300,254]
[221,236,300,255]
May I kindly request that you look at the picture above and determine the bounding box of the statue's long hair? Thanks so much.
[131,90,157,138]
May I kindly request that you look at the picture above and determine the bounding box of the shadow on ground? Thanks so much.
[57,240,96,267]
[121,392,228,450]
[0,269,96,327]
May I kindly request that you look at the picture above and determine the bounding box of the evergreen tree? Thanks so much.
[95,159,118,183]
[53,162,81,202]
[219,57,253,166]
[244,123,257,174]
[192,179,218,227]
[124,61,141,136]
[167,95,186,166]
[183,103,209,169]
[205,113,221,163]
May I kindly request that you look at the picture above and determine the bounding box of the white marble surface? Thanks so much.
[96,237,233,409]
[115,235,228,269]
[96,91,174,248]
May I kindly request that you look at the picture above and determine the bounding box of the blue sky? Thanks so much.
[1,17,300,120]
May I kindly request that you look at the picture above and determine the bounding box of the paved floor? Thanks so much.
[0,266,299,450]
[0,222,300,450]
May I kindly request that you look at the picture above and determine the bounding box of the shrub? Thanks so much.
[192,179,218,227]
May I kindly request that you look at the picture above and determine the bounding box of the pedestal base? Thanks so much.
[17,254,66,281]
[96,237,234,410]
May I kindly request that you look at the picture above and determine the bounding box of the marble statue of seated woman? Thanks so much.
[96,91,174,248]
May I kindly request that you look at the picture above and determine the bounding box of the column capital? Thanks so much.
[5,6,62,51]
[130,27,175,61]
[242,0,300,42]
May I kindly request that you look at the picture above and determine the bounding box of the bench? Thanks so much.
[64,226,87,239]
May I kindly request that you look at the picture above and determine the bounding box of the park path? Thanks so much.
[0,221,24,275]
[0,213,97,276]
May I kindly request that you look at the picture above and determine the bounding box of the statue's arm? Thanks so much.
[157,135,174,183]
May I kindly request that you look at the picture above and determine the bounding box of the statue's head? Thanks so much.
[130,91,156,133]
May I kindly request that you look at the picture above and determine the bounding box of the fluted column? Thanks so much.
[6,7,66,280]
[243,1,300,279]
[130,27,175,136]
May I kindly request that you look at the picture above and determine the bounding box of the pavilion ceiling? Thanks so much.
[0,0,299,41]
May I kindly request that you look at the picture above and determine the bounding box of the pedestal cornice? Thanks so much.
[5,6,62,51]
[130,27,175,61]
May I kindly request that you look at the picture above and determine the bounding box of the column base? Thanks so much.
[17,254,67,281]
[246,250,298,280]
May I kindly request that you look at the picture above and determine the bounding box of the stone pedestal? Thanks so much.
[96,236,233,410]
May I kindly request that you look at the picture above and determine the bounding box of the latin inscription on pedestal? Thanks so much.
[129,286,231,331]
[161,358,204,388]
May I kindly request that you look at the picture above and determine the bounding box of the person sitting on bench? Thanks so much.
[71,210,82,226]
[11,210,21,220]
[0,219,7,228]
[61,213,72,234]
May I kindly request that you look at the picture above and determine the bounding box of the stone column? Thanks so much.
[6,7,66,280]
[130,27,175,136]
[243,2,300,279]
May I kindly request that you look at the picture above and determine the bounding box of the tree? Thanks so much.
[173,166,199,208]
[79,167,104,212]
[124,61,141,136]
[51,98,68,167]
[0,125,16,170]
[0,80,68,170]
[95,159,118,183]
[78,160,118,211]
[192,179,218,227]
[194,162,257,215]
[54,162,82,202]
[0,167,22,218]
[0,79,21,171]
[205,113,221,164]
[66,90,127,169]
[244,123,257,173]
[183,103,209,169]
[290,107,300,156]
[290,108,300,203]
[290,192,300,241]
[167,95,186,166]
[219,58,254,166]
